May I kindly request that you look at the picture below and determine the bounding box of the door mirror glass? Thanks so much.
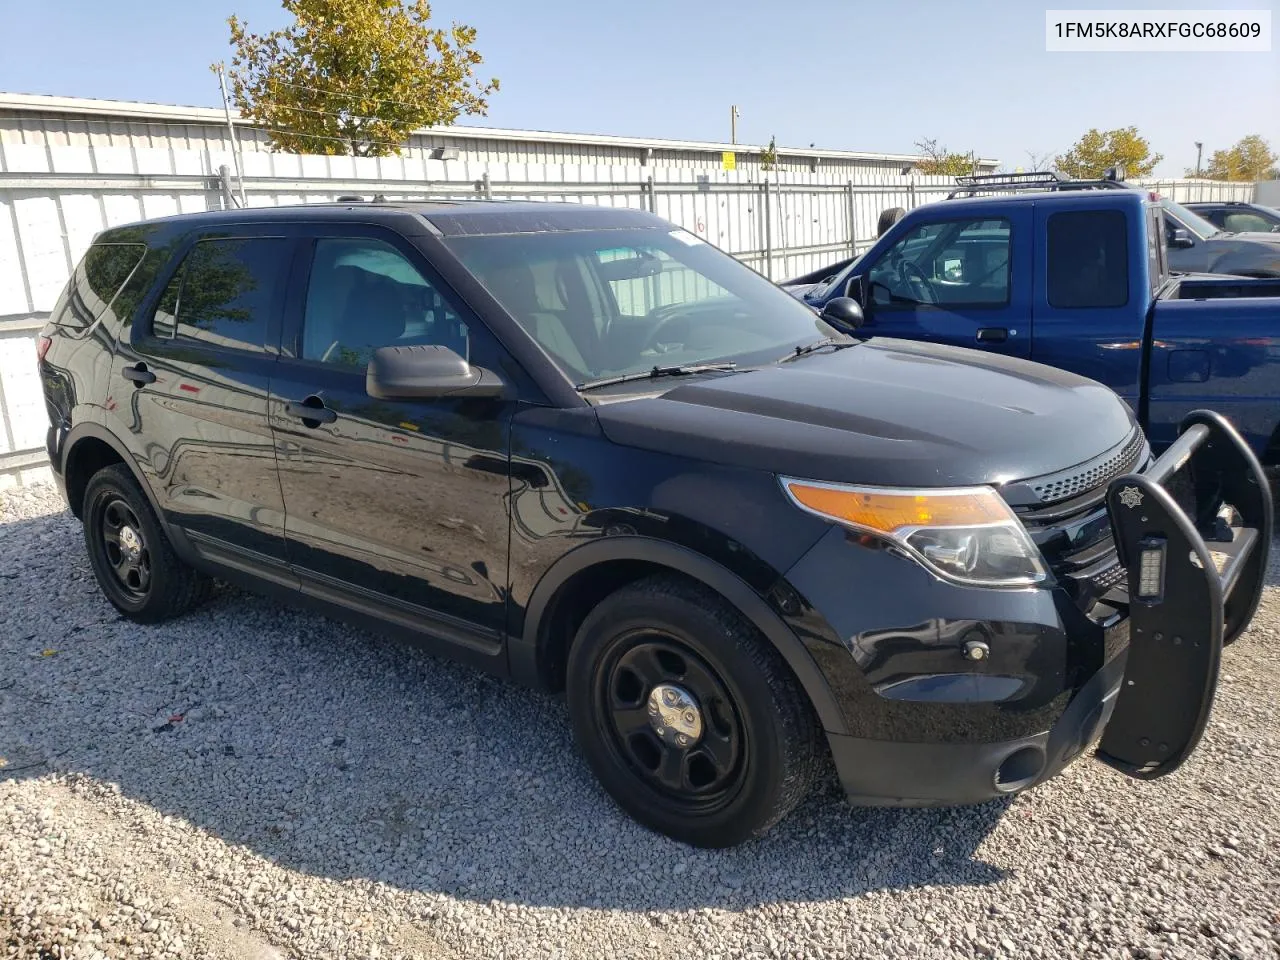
[819,297,864,332]
[1169,227,1195,249]
[366,344,504,400]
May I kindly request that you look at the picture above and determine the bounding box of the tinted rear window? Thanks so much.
[52,242,147,331]
[152,237,288,352]
[1046,211,1129,309]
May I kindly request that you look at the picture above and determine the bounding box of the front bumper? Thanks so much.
[789,410,1271,806]
[829,649,1126,805]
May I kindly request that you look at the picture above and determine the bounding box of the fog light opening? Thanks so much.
[994,746,1046,793]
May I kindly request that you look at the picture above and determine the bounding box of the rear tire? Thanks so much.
[82,464,214,623]
[566,574,820,847]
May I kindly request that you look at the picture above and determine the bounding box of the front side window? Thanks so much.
[1047,211,1130,309]
[1160,198,1218,240]
[1223,211,1278,233]
[866,218,1011,308]
[299,237,468,369]
[447,228,829,384]
[152,237,288,351]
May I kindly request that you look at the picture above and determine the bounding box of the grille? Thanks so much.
[1029,430,1147,504]
[1010,429,1150,607]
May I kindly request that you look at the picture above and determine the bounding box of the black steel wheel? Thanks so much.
[567,574,820,847]
[98,497,151,601]
[83,464,214,623]
[596,633,746,812]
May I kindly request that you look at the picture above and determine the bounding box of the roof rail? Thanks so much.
[947,167,1131,199]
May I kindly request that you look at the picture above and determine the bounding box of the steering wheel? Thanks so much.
[898,260,937,304]
[640,309,691,355]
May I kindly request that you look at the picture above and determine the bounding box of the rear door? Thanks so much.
[1029,203,1148,412]
[853,210,1032,358]
[268,226,517,665]
[110,227,294,568]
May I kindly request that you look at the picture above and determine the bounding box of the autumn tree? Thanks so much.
[220,0,498,157]
[1189,135,1279,181]
[1055,127,1162,179]
[913,138,977,176]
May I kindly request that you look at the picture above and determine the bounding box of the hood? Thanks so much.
[1230,231,1280,245]
[781,282,820,300]
[594,338,1136,488]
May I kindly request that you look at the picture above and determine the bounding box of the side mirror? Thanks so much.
[820,297,864,332]
[366,344,505,400]
[1169,228,1195,249]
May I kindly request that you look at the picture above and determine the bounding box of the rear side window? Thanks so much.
[1047,211,1129,309]
[52,242,147,332]
[152,237,289,352]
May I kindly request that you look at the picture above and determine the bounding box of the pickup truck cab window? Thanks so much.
[1047,210,1129,309]
[867,217,1011,308]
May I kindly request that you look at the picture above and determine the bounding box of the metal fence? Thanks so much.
[0,142,1264,484]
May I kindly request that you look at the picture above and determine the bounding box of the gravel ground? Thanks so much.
[1,481,1278,960]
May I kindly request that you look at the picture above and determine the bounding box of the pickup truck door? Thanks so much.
[1029,203,1148,414]
[850,209,1032,359]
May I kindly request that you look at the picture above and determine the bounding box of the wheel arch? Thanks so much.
[62,425,159,523]
[511,536,849,735]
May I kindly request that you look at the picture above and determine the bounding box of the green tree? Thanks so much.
[760,135,778,172]
[1190,135,1279,181]
[913,138,977,177]
[220,0,498,157]
[1055,127,1162,179]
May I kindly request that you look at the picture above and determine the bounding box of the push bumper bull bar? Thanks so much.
[1099,410,1272,780]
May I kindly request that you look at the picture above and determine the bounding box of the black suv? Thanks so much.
[1186,201,1280,235]
[1160,197,1280,277]
[39,201,1271,847]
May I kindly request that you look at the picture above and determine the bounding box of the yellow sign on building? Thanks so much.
[722,151,736,171]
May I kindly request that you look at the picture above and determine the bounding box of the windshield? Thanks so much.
[1160,197,1220,240]
[447,228,833,385]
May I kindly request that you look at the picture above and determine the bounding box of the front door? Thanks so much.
[852,211,1032,359]
[268,228,516,661]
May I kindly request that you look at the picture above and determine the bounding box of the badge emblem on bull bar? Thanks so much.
[1117,486,1144,509]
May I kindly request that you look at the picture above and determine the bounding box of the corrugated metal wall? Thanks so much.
[0,133,1262,485]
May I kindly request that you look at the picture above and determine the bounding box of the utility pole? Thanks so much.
[217,65,248,207]
[1194,141,1203,177]
[730,105,740,145]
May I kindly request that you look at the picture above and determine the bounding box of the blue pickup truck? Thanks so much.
[786,173,1280,462]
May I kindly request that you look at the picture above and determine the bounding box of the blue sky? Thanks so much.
[1,0,1276,176]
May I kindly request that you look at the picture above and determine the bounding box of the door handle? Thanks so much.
[121,363,156,386]
[283,397,337,426]
[975,327,1009,343]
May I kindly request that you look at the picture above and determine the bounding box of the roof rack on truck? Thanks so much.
[947,166,1131,199]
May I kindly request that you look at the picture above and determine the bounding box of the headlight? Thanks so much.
[781,478,1047,587]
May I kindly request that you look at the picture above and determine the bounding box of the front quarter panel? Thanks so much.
[780,526,1094,745]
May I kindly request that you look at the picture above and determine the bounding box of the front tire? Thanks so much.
[82,464,214,623]
[566,574,820,847]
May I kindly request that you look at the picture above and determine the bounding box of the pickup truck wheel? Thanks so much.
[82,464,214,624]
[877,206,906,237]
[566,574,820,847]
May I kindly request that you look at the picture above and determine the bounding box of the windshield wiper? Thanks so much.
[576,362,739,391]
[778,338,859,363]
